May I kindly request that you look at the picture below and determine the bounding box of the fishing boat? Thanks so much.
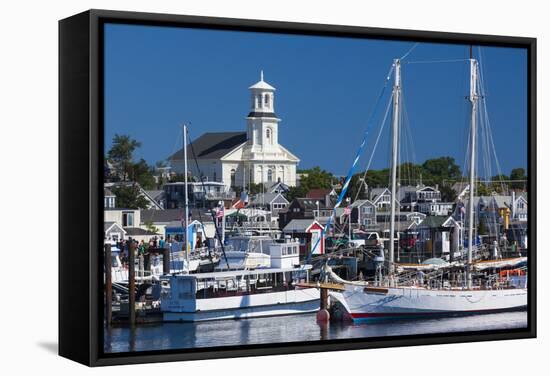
[328,54,527,321]
[160,237,320,321]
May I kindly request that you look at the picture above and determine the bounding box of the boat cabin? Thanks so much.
[161,265,312,313]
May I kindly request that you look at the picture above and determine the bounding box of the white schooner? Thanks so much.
[329,52,527,321]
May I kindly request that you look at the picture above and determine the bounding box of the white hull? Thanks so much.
[330,284,527,321]
[163,287,320,322]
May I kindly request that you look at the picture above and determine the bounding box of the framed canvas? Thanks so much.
[59,9,536,366]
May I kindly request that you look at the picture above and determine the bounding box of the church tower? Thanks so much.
[246,71,281,152]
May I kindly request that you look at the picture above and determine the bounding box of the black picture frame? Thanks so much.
[59,9,537,366]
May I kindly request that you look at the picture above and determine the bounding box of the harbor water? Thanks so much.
[104,310,527,353]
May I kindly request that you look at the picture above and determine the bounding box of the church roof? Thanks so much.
[249,71,276,91]
[167,132,246,161]
[249,79,275,91]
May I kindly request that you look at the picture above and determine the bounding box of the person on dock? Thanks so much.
[159,236,165,250]
[138,240,146,255]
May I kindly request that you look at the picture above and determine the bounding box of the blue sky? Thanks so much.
[104,23,527,177]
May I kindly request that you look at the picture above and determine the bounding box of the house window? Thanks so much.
[122,212,134,227]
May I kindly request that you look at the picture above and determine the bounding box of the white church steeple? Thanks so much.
[249,70,276,114]
[246,71,280,150]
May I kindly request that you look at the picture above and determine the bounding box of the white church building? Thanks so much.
[168,72,299,188]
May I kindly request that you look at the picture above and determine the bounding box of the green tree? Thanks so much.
[490,174,509,194]
[421,157,461,185]
[510,168,527,190]
[440,184,457,202]
[286,185,307,201]
[144,221,159,234]
[107,134,142,181]
[248,183,264,195]
[111,184,150,209]
[130,158,156,190]
[364,168,390,188]
[298,167,335,190]
[476,182,492,196]
[399,162,423,186]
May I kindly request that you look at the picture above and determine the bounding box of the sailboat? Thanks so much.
[329,55,527,321]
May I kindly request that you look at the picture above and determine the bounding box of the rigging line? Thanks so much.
[477,54,506,189]
[406,58,470,65]
[307,62,395,262]
[166,127,184,169]
[400,42,419,61]
[186,128,231,269]
[345,91,394,237]
[335,92,395,239]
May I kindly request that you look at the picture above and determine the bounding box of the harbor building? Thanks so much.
[168,71,299,189]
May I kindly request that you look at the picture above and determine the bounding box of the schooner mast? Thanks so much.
[183,123,190,268]
[467,56,479,289]
[388,58,401,286]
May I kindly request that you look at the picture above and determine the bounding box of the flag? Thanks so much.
[344,206,352,216]
[240,191,249,206]
[216,206,225,219]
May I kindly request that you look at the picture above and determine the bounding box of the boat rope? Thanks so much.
[306,62,395,263]
[400,42,419,61]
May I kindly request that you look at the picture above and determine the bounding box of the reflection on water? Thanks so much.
[105,310,527,353]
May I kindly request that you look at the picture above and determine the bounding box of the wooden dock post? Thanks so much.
[104,243,112,326]
[144,252,151,273]
[128,241,136,326]
[163,247,170,275]
[320,287,329,310]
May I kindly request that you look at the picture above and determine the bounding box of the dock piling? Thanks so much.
[163,247,170,275]
[104,243,112,325]
[128,241,136,326]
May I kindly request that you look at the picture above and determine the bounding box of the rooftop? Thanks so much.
[167,132,246,161]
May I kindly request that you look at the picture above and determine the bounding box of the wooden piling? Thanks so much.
[144,252,151,272]
[104,243,112,325]
[163,247,170,275]
[320,288,328,310]
[128,241,136,326]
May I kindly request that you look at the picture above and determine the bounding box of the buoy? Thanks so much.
[316,308,330,323]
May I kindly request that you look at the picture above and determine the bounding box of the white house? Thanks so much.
[511,191,528,222]
[168,71,299,188]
